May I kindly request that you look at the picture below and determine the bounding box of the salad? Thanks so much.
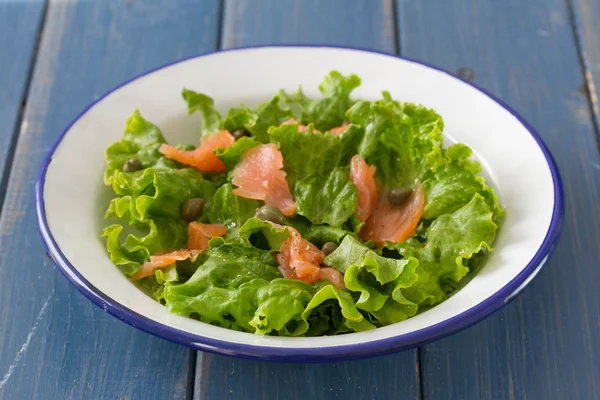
[102,71,504,336]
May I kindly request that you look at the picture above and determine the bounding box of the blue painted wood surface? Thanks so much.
[0,1,220,398]
[220,0,396,52]
[195,351,420,400]
[571,0,600,131]
[1,0,599,398]
[397,0,600,398]
[193,1,419,398]
[0,1,45,191]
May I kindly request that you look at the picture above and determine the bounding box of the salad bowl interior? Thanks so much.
[36,46,562,361]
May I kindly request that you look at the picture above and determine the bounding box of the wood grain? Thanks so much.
[572,0,600,131]
[220,0,397,53]
[195,351,420,400]
[0,0,220,398]
[0,1,46,191]
[397,0,600,398]
[194,1,419,399]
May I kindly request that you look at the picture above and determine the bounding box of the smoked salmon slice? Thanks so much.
[130,222,227,281]
[360,183,425,246]
[328,124,350,135]
[276,225,345,289]
[159,129,235,173]
[187,222,228,250]
[232,144,297,216]
[349,154,377,221]
[281,118,308,132]
[130,249,201,281]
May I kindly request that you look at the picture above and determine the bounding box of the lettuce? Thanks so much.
[303,225,349,246]
[347,95,504,222]
[389,194,497,304]
[102,111,217,276]
[347,98,445,188]
[302,285,376,332]
[104,110,166,183]
[238,217,290,250]
[102,218,188,277]
[106,159,215,222]
[214,136,260,170]
[281,71,360,131]
[421,144,504,220]
[324,235,419,322]
[269,123,362,227]
[182,89,221,136]
[204,183,260,240]
[221,95,293,142]
[163,242,381,335]
[101,71,504,337]
[163,243,313,335]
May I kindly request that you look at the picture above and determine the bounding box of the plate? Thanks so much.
[36,46,563,362]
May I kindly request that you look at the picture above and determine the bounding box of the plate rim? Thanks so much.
[34,44,564,362]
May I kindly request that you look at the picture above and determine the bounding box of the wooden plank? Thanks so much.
[195,351,420,400]
[0,0,221,398]
[194,1,420,399]
[220,0,396,52]
[0,1,46,189]
[572,0,600,132]
[397,0,600,399]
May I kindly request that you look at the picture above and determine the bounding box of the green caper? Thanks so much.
[122,158,142,173]
[232,128,249,140]
[181,198,205,222]
[254,205,284,224]
[321,242,338,256]
[388,187,413,206]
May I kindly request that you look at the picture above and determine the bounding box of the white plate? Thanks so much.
[36,46,563,361]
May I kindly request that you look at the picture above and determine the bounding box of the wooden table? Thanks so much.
[1,1,598,398]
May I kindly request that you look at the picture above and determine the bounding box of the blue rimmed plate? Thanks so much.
[36,46,563,362]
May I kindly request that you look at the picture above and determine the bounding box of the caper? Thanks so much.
[233,128,249,140]
[122,158,142,173]
[321,242,338,256]
[181,198,205,222]
[388,187,413,206]
[254,205,284,224]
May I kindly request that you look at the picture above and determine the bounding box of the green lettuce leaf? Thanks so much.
[347,99,444,188]
[221,96,293,142]
[103,112,217,277]
[106,159,215,222]
[347,94,503,222]
[302,285,375,332]
[163,243,314,335]
[293,167,358,227]
[221,107,250,132]
[269,123,363,226]
[303,300,346,336]
[104,110,166,183]
[390,193,497,305]
[204,183,260,240]
[182,89,221,135]
[281,71,360,131]
[421,143,504,220]
[303,225,349,246]
[101,71,505,336]
[149,264,180,303]
[101,217,188,277]
[344,264,389,312]
[324,235,419,320]
[325,235,409,284]
[214,136,260,170]
[238,217,290,250]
